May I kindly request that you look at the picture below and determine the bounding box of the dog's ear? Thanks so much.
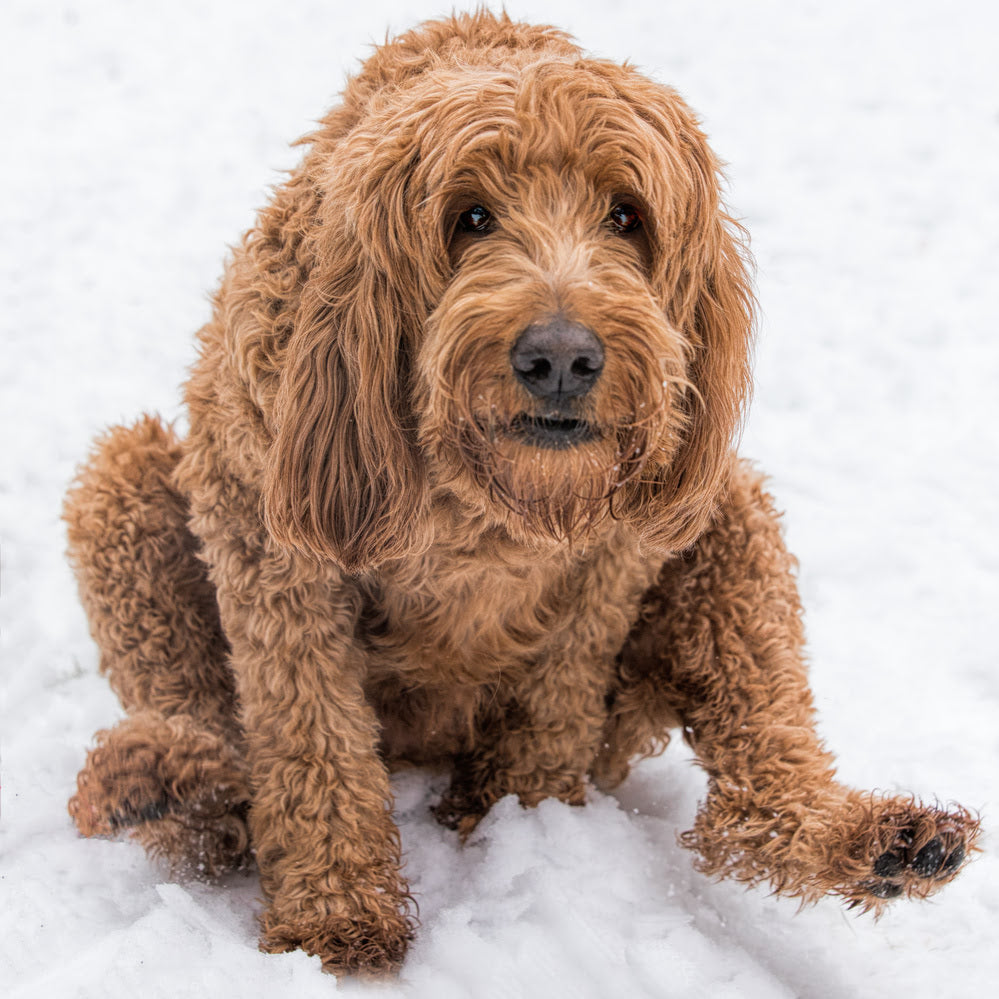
[262,144,433,573]
[620,85,755,552]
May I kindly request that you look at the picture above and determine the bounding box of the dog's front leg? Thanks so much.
[618,461,979,908]
[211,541,414,974]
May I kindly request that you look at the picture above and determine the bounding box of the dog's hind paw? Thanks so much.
[68,713,252,875]
[69,746,169,837]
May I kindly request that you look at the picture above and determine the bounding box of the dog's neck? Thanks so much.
[418,483,633,566]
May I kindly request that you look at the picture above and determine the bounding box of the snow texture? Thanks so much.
[2,1,997,996]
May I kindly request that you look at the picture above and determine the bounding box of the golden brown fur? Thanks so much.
[65,11,979,975]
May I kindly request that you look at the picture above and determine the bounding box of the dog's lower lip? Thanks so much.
[509,414,597,449]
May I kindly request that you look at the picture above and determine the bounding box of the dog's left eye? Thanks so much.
[607,203,643,234]
[457,205,494,235]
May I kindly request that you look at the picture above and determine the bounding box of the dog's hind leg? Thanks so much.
[64,416,236,733]
[599,459,980,910]
[65,417,248,873]
[69,710,251,875]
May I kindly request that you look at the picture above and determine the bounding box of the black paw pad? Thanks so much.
[868,880,904,899]
[872,851,904,878]
[867,830,968,902]
[939,844,965,876]
[910,838,946,877]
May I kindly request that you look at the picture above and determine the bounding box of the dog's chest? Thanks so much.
[358,563,569,684]
[356,530,657,686]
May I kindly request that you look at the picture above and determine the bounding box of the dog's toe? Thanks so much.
[909,836,947,877]
[108,797,171,830]
[871,849,904,878]
[69,763,167,838]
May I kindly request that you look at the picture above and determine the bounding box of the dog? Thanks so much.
[64,11,979,974]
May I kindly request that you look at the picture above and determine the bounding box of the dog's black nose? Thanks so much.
[510,320,604,402]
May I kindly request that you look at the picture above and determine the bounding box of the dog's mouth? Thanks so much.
[507,413,599,450]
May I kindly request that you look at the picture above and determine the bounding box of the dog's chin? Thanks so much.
[506,413,599,451]
[434,411,655,542]
[441,420,629,544]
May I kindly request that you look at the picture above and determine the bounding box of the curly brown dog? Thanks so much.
[64,11,979,975]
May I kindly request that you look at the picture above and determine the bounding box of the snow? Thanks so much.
[2,0,997,996]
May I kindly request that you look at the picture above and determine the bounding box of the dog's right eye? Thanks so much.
[607,203,643,234]
[457,205,494,235]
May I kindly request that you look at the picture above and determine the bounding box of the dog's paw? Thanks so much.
[261,903,415,976]
[431,763,494,839]
[431,795,487,839]
[849,802,980,909]
[866,835,965,898]
[69,717,253,875]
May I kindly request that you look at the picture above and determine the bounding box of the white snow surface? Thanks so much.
[3,1,998,996]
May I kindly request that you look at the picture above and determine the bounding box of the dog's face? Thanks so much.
[264,55,754,570]
[414,64,702,544]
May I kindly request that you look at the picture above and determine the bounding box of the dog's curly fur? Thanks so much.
[64,11,980,975]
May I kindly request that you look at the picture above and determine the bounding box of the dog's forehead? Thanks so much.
[373,58,686,201]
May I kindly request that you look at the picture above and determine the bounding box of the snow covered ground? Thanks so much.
[3,0,997,995]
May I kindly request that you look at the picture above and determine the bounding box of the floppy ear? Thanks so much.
[622,87,755,552]
[262,141,433,573]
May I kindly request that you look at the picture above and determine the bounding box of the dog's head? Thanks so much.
[262,15,754,572]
